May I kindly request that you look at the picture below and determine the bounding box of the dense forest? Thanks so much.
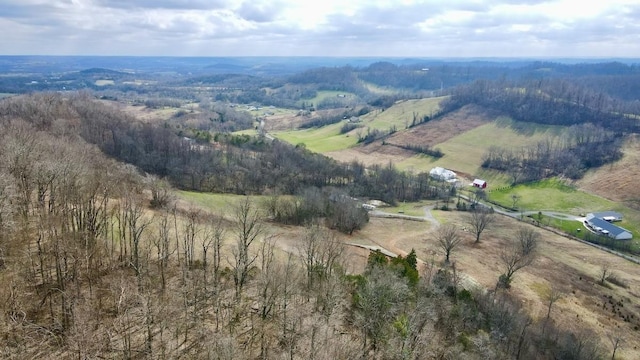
[0,93,458,207]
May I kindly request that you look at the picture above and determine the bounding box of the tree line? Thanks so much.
[0,93,465,206]
[441,78,640,133]
[481,124,623,183]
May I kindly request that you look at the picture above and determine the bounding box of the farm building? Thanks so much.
[472,179,487,189]
[585,213,632,240]
[429,167,457,181]
[590,211,623,222]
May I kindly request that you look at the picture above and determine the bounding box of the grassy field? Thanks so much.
[95,79,115,86]
[411,121,560,184]
[272,122,359,153]
[360,81,397,95]
[488,178,640,242]
[488,178,617,214]
[296,90,357,108]
[177,190,266,213]
[272,97,444,154]
[383,200,433,217]
[360,97,444,131]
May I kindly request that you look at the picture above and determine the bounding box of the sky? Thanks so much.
[1,0,639,57]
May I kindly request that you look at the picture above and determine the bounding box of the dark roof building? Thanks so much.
[585,215,632,240]
[591,211,623,222]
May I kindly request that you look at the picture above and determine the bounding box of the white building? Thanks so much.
[429,167,457,181]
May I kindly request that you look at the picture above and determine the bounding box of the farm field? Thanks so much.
[421,121,559,183]
[578,134,640,210]
[95,79,115,86]
[177,190,266,214]
[177,189,640,360]
[272,122,358,152]
[359,96,444,130]
[296,90,357,108]
[273,97,445,154]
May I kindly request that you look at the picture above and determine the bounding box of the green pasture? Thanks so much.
[418,120,559,180]
[272,122,358,153]
[526,213,640,252]
[384,200,433,217]
[297,90,357,108]
[361,81,397,95]
[488,178,626,215]
[177,190,265,213]
[361,97,444,131]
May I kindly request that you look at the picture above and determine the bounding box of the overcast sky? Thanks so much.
[2,0,639,57]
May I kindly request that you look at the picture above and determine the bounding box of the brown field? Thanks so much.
[325,104,494,167]
[340,209,640,359]
[265,108,357,132]
[578,134,640,210]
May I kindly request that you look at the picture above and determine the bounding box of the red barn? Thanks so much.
[472,179,487,189]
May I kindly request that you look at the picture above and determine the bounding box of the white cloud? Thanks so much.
[0,0,638,57]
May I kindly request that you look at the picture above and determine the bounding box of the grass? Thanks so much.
[488,178,640,248]
[417,121,559,181]
[0,93,14,99]
[361,97,444,131]
[361,81,397,95]
[384,200,432,217]
[272,97,444,154]
[297,90,356,108]
[272,122,359,153]
[527,213,640,252]
[488,178,615,214]
[95,79,115,86]
[177,190,266,213]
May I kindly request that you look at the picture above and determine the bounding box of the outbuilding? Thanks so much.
[472,179,487,189]
[585,214,632,240]
[429,167,457,181]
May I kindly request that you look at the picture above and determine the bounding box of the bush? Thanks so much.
[340,122,361,134]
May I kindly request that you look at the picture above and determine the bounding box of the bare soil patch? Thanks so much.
[265,108,348,132]
[325,104,495,167]
[385,104,496,147]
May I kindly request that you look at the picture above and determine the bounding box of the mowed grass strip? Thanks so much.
[273,122,359,153]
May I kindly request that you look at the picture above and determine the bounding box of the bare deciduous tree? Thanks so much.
[435,223,462,263]
[608,333,623,360]
[152,208,175,292]
[542,285,563,335]
[497,227,539,289]
[299,224,343,293]
[466,207,494,243]
[599,262,611,285]
[230,197,263,301]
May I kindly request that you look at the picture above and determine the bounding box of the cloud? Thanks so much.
[0,0,638,57]
[95,0,230,10]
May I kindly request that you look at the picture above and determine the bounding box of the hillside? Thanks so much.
[577,134,640,210]
[3,61,640,359]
